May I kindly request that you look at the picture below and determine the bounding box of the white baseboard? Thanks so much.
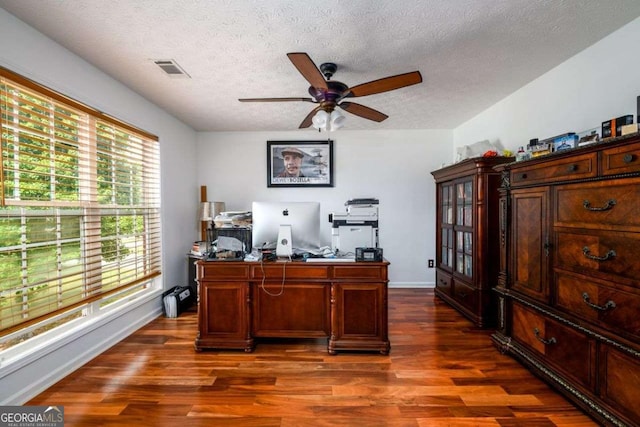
[388,282,434,289]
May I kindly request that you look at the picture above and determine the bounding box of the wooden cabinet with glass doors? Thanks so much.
[431,156,513,327]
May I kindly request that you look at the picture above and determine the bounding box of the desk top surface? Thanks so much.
[198,258,389,265]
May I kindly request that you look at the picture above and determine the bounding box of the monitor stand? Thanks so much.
[276,224,293,257]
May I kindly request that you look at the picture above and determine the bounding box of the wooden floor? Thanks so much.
[29,289,598,426]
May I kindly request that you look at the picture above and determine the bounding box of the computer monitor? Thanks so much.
[251,201,321,255]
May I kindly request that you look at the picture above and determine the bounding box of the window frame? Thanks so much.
[0,67,162,348]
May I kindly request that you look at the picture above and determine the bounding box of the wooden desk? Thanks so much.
[194,259,390,354]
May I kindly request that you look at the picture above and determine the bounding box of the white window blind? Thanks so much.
[0,67,161,337]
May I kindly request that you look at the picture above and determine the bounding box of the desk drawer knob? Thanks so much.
[582,247,616,262]
[582,292,616,311]
[582,199,616,211]
[567,164,578,172]
[623,153,636,163]
[534,328,556,346]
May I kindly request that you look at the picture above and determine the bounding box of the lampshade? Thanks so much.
[312,109,345,132]
[199,201,226,221]
[312,110,329,130]
[329,110,345,131]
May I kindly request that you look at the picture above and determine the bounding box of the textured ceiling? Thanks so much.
[2,0,640,132]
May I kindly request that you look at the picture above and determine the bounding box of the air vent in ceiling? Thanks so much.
[153,59,191,78]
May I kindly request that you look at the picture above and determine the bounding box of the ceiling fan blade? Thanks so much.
[347,71,422,97]
[239,97,314,102]
[287,52,328,90]
[299,105,323,129]
[339,102,388,122]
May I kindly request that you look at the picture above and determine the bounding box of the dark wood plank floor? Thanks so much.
[29,289,598,426]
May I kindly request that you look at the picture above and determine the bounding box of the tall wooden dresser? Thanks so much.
[431,156,513,327]
[492,134,640,426]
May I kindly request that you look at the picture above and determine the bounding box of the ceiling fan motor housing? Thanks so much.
[308,80,349,110]
[319,62,337,80]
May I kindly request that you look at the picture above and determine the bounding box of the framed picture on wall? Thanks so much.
[267,140,333,187]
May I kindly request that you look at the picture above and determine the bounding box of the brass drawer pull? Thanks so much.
[582,247,616,262]
[582,292,616,311]
[567,164,578,172]
[623,153,636,163]
[582,199,616,211]
[533,328,556,345]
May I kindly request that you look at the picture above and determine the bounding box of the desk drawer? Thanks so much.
[511,152,597,186]
[251,264,329,280]
[197,262,250,279]
[333,264,388,280]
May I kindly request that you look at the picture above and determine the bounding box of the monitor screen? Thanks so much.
[251,201,321,254]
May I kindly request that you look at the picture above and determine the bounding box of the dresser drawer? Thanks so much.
[600,345,640,426]
[512,303,595,390]
[555,270,640,342]
[554,180,640,229]
[601,140,640,176]
[510,152,597,186]
[555,229,640,287]
[452,280,478,313]
[435,269,452,295]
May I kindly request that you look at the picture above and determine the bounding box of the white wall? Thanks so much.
[454,17,640,151]
[197,129,452,286]
[0,9,198,404]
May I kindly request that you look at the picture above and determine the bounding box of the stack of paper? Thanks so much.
[162,286,194,318]
[163,292,178,318]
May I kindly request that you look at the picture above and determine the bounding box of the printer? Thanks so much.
[329,198,379,256]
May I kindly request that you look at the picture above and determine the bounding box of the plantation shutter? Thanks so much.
[0,67,161,335]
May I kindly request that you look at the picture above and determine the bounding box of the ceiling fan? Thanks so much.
[239,52,423,129]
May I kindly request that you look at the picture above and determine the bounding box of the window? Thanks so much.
[0,68,161,348]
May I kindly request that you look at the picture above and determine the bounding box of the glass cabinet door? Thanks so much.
[455,230,473,276]
[440,184,454,269]
[454,179,473,279]
[456,181,473,226]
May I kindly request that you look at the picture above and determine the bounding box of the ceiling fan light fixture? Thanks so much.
[311,109,345,132]
[329,110,345,131]
[312,110,330,130]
